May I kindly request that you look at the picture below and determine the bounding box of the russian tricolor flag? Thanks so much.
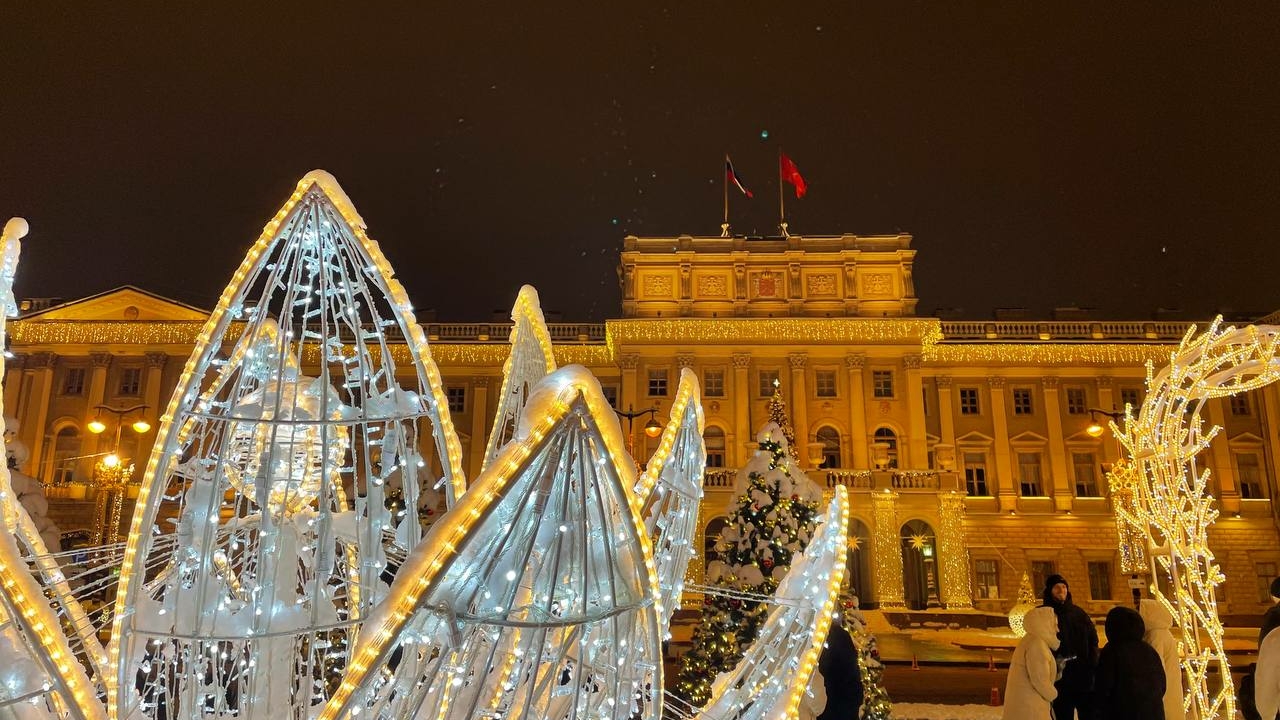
[726,156,753,198]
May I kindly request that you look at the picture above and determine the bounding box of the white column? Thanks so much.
[788,352,809,456]
[24,352,55,479]
[845,354,869,470]
[904,354,927,468]
[1041,377,1072,512]
[1204,399,1240,513]
[83,353,112,462]
[988,376,1015,512]
[935,375,956,448]
[732,353,751,466]
[468,378,490,480]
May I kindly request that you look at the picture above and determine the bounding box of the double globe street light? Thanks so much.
[86,403,150,545]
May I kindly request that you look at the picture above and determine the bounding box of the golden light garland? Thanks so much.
[1114,319,1280,720]
[870,490,905,608]
[924,343,1175,366]
[605,317,941,355]
[937,492,972,608]
[1106,459,1149,575]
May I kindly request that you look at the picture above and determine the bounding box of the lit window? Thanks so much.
[758,370,780,397]
[1237,452,1265,498]
[648,369,669,397]
[872,370,894,399]
[964,452,989,496]
[973,559,1000,599]
[1087,561,1113,600]
[62,367,86,396]
[445,386,466,414]
[703,369,725,398]
[704,426,726,468]
[1073,452,1100,497]
[1018,452,1045,496]
[816,426,841,469]
[1066,388,1087,414]
[1012,388,1034,415]
[874,427,898,469]
[815,370,837,398]
[959,387,980,415]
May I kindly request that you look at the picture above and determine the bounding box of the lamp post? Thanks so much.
[87,403,150,545]
[614,404,663,461]
[1085,407,1125,438]
[1085,406,1148,608]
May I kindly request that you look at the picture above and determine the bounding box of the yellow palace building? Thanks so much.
[7,232,1279,622]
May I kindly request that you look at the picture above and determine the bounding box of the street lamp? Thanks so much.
[86,403,150,545]
[1085,407,1124,438]
[614,404,663,459]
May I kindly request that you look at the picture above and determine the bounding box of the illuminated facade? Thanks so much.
[7,233,1279,620]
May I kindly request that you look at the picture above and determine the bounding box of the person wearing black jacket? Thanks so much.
[817,613,864,720]
[1043,574,1099,720]
[1094,606,1166,720]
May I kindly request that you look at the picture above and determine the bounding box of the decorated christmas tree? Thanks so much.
[1008,571,1037,637]
[844,595,892,720]
[674,385,823,706]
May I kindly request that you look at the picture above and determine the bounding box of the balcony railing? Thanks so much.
[702,467,959,493]
[938,320,1194,342]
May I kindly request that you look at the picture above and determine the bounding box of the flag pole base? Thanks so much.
[720,222,731,238]
[779,221,791,238]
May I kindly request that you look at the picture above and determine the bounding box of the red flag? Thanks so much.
[780,152,807,198]
[726,157,753,198]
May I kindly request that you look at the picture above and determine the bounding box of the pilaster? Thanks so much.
[871,490,904,608]
[903,354,927,468]
[987,376,1015,511]
[937,493,972,608]
[845,353,869,470]
[1041,377,1072,512]
[788,352,809,456]
[732,353,751,466]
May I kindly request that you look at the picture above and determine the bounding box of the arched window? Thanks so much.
[703,517,729,579]
[51,426,81,485]
[815,426,841,469]
[845,519,873,605]
[704,426,726,468]
[874,427,899,469]
[900,519,939,610]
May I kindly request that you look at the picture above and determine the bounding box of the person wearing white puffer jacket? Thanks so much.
[1003,605,1059,720]
[1140,598,1184,720]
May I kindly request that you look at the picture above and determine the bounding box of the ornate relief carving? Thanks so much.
[987,376,1006,389]
[1096,376,1113,388]
[752,270,780,298]
[935,375,953,389]
[90,352,113,368]
[788,353,807,369]
[732,353,752,370]
[675,353,696,369]
[1041,377,1060,390]
[145,352,167,369]
[903,354,922,370]
[619,354,641,370]
[861,273,893,297]
[845,353,866,370]
[697,275,728,297]
[642,275,673,298]
[807,273,837,296]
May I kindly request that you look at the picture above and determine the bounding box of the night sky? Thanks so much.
[2,5,1277,322]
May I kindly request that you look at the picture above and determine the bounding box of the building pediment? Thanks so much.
[25,286,209,322]
[955,431,995,446]
[1008,430,1050,446]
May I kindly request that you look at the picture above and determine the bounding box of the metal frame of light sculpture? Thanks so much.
[107,172,467,720]
[1113,319,1280,720]
[481,284,557,473]
[322,365,663,720]
[0,217,107,720]
[694,486,850,720]
[634,368,705,636]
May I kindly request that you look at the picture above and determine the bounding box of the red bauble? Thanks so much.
[762,558,774,569]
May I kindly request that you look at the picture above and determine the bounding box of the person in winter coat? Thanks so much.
[1003,605,1060,720]
[1140,599,1184,720]
[816,613,863,720]
[1094,606,1166,720]
[1262,577,1280,647]
[1257,626,1280,720]
[1043,574,1100,720]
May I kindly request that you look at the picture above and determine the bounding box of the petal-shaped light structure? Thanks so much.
[323,365,663,720]
[695,486,849,720]
[634,367,705,636]
[0,218,107,720]
[481,285,557,473]
[107,172,465,719]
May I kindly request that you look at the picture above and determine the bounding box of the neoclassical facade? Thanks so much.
[8,234,1279,620]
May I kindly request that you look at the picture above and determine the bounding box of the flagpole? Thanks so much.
[778,148,788,237]
[722,153,730,237]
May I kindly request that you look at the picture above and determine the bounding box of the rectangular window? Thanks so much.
[703,369,725,398]
[61,367,86,396]
[1012,388,1034,415]
[872,370,894,399]
[1120,388,1142,411]
[1031,561,1057,595]
[963,452,989,496]
[1231,393,1251,416]
[1073,452,1100,497]
[445,386,466,414]
[1237,452,1264,499]
[815,370,837,398]
[973,559,1000,599]
[1257,562,1279,603]
[959,387,981,415]
[118,368,142,396]
[1087,561,1113,600]
[758,370,780,397]
[648,369,669,397]
[1066,387,1087,414]
[601,385,619,409]
[1018,452,1045,496]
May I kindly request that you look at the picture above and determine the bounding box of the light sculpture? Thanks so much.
[1114,319,1280,720]
[481,285,558,473]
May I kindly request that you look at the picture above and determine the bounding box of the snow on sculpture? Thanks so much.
[320,366,663,720]
[694,486,849,720]
[1113,319,1280,720]
[481,285,557,473]
[0,217,107,720]
[106,173,466,720]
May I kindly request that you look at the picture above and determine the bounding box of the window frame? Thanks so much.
[758,369,780,397]
[1065,387,1087,415]
[959,387,981,415]
[814,369,838,398]
[61,367,86,396]
[648,368,670,397]
[1016,451,1046,497]
[703,368,725,398]
[973,558,1000,600]
[1087,560,1113,601]
[963,451,990,496]
[871,369,895,399]
[117,367,142,397]
[1072,451,1101,497]
[445,386,467,414]
[1012,387,1034,416]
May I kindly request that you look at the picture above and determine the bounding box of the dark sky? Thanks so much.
[2,4,1277,321]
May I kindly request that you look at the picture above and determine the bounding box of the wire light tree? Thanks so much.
[1113,319,1280,720]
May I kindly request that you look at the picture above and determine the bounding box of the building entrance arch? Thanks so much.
[899,519,939,610]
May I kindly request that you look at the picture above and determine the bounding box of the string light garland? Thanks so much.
[1008,573,1037,637]
[924,343,1175,366]
[481,285,559,473]
[605,317,941,355]
[1113,318,1280,720]
[1106,459,1149,575]
[936,492,972,608]
[870,491,905,608]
